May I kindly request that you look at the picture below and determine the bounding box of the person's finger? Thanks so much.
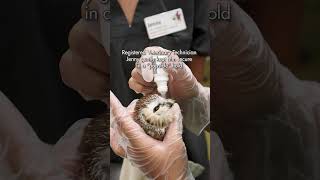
[131,68,155,87]
[163,104,183,143]
[144,46,169,55]
[116,115,157,149]
[142,46,183,81]
[110,91,125,114]
[137,46,172,82]
[164,53,182,75]
[128,78,145,94]
[110,91,137,134]
[127,99,138,113]
[144,46,174,59]
[167,61,193,83]
[60,50,108,100]
[141,46,171,82]
[128,78,155,95]
[68,19,108,74]
[115,112,155,148]
[110,128,126,158]
[110,93,155,147]
[139,55,154,82]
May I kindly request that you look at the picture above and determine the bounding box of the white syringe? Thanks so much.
[152,55,169,98]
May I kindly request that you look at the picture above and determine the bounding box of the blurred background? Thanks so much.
[0,0,105,144]
[299,0,320,81]
[237,0,320,81]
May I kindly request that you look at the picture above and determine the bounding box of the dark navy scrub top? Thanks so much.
[110,0,209,106]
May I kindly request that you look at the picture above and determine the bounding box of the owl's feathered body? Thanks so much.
[79,114,109,180]
[134,94,175,140]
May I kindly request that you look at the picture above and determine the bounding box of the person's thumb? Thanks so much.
[138,54,154,82]
[110,127,126,158]
[164,104,183,143]
[110,92,144,142]
[110,91,126,117]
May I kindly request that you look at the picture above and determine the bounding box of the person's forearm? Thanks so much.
[211,0,282,120]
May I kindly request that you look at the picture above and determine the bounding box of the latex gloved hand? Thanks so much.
[129,46,202,100]
[60,0,109,102]
[129,46,210,134]
[110,91,194,180]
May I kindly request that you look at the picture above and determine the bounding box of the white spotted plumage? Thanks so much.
[134,94,175,140]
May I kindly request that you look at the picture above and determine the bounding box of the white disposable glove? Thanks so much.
[110,91,194,180]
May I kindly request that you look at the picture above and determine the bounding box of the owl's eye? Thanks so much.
[153,104,160,112]
[164,102,174,108]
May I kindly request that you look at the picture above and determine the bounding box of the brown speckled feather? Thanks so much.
[79,114,109,180]
[134,94,174,140]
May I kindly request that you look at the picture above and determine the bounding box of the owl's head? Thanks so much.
[134,94,175,140]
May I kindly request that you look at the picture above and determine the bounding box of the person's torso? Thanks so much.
[110,0,196,105]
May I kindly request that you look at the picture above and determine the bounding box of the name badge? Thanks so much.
[144,8,187,40]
